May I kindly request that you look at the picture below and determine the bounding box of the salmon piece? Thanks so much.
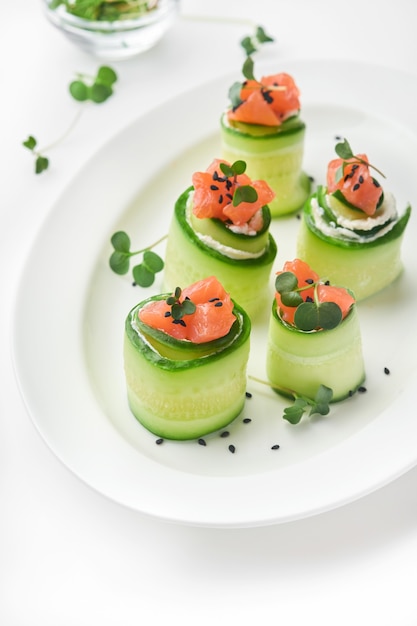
[327,154,383,216]
[139,276,236,344]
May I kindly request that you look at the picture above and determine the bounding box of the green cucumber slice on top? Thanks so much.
[124,297,251,440]
[163,187,277,319]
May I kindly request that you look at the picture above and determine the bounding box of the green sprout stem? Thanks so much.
[37,108,84,155]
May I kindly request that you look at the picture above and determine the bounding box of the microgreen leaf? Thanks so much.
[132,264,155,288]
[275,271,298,294]
[111,230,131,253]
[242,56,255,81]
[143,250,164,273]
[240,36,257,56]
[69,80,89,101]
[90,82,113,103]
[219,162,234,178]
[335,138,354,160]
[166,288,196,321]
[109,250,130,275]
[96,65,118,86]
[35,155,49,174]
[280,291,303,307]
[228,81,243,109]
[22,135,37,150]
[233,184,258,206]
[294,301,342,331]
[231,160,247,175]
[283,397,309,425]
[255,26,274,44]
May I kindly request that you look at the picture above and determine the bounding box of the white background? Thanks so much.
[2,1,417,624]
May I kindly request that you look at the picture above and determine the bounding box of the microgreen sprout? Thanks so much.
[282,385,333,425]
[275,272,343,331]
[23,65,117,174]
[109,230,166,287]
[248,375,333,425]
[219,160,259,206]
[334,138,386,184]
[49,0,158,21]
[166,287,196,325]
[240,25,274,56]
[228,56,287,110]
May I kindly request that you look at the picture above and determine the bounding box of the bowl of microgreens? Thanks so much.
[44,0,179,60]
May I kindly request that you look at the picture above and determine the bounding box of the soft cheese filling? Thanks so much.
[311,191,398,243]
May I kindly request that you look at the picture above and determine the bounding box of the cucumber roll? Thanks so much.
[266,259,365,402]
[220,58,311,217]
[163,158,277,319]
[124,276,251,440]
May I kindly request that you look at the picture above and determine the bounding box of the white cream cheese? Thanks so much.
[311,191,398,242]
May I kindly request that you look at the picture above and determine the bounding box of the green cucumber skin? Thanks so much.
[124,302,251,440]
[297,200,411,301]
[220,114,311,217]
[266,304,365,402]
[163,188,277,319]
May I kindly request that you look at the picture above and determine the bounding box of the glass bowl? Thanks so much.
[43,0,179,60]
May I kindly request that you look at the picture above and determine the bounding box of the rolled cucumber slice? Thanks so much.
[297,195,411,300]
[163,187,277,319]
[124,297,251,440]
[220,113,311,217]
[266,302,365,402]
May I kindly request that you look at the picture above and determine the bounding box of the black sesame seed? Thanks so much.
[352,164,359,171]
[220,431,230,438]
[373,179,380,187]
[306,296,314,303]
[208,297,220,302]
[214,301,223,307]
[353,183,360,191]
[245,391,252,399]
[198,438,206,446]
[132,282,137,287]
[243,418,252,424]
[164,311,171,317]
[172,318,186,326]
[358,386,367,393]
[305,278,314,284]
[359,175,364,184]
[226,193,233,200]
[212,171,219,181]
[324,280,330,285]
[210,184,219,191]
[218,194,223,204]
[228,444,236,454]
[271,444,280,450]
[384,367,390,375]
[155,438,164,445]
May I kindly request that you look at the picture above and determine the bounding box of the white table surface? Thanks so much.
[2,1,417,624]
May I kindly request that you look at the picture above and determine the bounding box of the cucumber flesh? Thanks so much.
[124,301,251,440]
[190,202,270,255]
[266,303,365,401]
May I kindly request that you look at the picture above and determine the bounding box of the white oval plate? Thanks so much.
[12,60,417,527]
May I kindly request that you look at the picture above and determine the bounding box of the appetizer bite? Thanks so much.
[124,276,251,440]
[266,259,365,402]
[220,57,311,217]
[163,158,277,319]
[297,139,411,300]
